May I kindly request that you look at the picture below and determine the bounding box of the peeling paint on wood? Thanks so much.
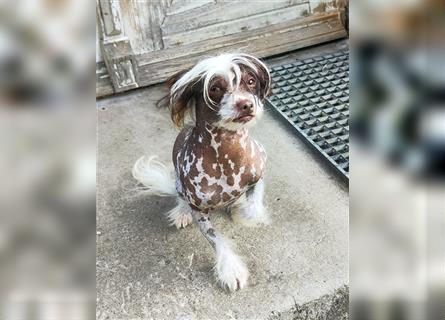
[118,0,169,54]
[310,0,338,14]
[99,0,123,36]
[112,59,138,89]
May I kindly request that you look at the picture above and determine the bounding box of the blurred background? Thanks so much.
[350,0,445,319]
[0,0,95,319]
[0,0,443,319]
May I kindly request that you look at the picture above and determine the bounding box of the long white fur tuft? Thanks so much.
[132,156,177,196]
[170,53,270,108]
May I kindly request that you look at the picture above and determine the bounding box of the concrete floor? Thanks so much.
[97,40,349,320]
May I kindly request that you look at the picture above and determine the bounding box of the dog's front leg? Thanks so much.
[191,210,249,291]
[231,178,270,226]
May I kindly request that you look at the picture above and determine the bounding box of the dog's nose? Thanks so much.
[236,99,254,112]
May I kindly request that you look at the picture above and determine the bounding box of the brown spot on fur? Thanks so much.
[222,192,230,202]
[209,185,223,204]
[202,148,222,179]
[223,165,233,177]
[193,197,202,206]
[183,178,201,206]
[240,171,254,187]
[190,203,200,211]
[210,192,221,205]
[227,176,234,186]
[188,162,199,179]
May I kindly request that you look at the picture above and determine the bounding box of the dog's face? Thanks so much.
[206,67,267,130]
[167,54,271,130]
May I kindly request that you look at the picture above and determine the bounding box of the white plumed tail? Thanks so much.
[132,156,177,196]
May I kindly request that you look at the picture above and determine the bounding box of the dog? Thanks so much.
[132,53,271,291]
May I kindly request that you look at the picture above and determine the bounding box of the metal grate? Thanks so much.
[266,50,349,180]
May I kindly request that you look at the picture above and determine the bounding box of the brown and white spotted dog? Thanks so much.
[132,53,271,292]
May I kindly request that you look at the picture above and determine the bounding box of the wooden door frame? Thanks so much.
[96,0,348,98]
[96,0,139,95]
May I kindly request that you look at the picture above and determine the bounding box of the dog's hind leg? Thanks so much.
[191,210,249,291]
[231,178,270,226]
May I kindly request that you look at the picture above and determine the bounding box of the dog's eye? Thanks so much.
[210,86,221,93]
[247,78,256,86]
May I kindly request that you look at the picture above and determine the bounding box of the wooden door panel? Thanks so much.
[96,0,347,97]
[136,13,345,86]
[118,0,169,54]
[162,3,311,48]
[161,0,307,37]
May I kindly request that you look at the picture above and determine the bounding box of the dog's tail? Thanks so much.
[132,156,177,196]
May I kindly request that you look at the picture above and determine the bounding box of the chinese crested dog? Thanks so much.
[133,53,272,291]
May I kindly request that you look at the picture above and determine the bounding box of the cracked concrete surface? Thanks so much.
[97,41,349,320]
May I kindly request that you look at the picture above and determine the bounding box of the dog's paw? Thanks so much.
[215,250,249,291]
[166,202,193,229]
[172,211,193,229]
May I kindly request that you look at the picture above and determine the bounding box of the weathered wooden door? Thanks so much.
[96,0,347,97]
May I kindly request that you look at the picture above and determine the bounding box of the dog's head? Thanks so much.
[166,53,271,130]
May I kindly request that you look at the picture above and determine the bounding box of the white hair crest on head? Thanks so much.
[170,53,269,107]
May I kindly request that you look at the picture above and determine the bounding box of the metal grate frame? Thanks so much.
[266,50,349,180]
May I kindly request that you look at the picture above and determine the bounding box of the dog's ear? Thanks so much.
[245,56,272,100]
[253,59,272,99]
[158,68,196,128]
[165,69,189,90]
